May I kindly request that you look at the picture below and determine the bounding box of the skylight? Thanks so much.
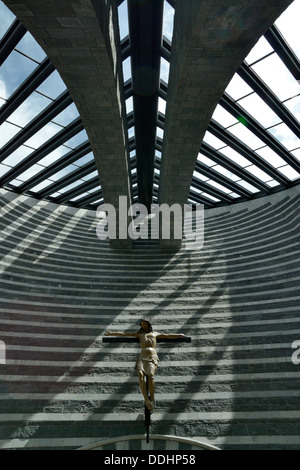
[1,0,300,211]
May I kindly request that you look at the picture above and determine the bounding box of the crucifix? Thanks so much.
[103,319,191,443]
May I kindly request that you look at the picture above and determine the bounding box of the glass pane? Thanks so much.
[0,50,37,98]
[238,93,281,128]
[278,165,300,181]
[0,2,15,40]
[284,96,300,124]
[158,97,166,114]
[251,54,300,102]
[50,165,79,181]
[162,0,175,42]
[122,56,132,82]
[203,131,226,150]
[246,164,270,182]
[255,146,287,168]
[9,92,52,127]
[212,105,238,128]
[63,129,88,149]
[81,170,98,181]
[73,152,94,167]
[53,104,80,127]
[213,165,240,182]
[118,0,129,40]
[227,122,265,150]
[0,163,11,177]
[11,163,44,182]
[30,179,53,193]
[1,145,33,167]
[126,96,133,114]
[225,74,253,101]
[1,121,21,148]
[236,180,260,193]
[219,146,251,168]
[55,180,82,194]
[267,122,300,151]
[206,179,232,194]
[275,0,300,61]
[38,146,70,167]
[245,36,274,65]
[24,122,63,149]
[160,57,170,83]
[15,32,46,63]
[36,70,67,99]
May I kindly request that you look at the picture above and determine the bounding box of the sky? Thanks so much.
[0,0,300,207]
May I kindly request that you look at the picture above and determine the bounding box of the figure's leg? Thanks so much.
[137,370,153,411]
[147,372,155,404]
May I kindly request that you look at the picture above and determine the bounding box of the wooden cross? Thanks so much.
[102,334,192,443]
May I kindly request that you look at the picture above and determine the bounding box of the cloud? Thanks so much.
[0,79,7,100]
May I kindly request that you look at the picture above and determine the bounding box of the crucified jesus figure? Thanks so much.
[104,319,188,412]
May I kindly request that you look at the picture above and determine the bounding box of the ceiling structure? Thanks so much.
[0,0,300,211]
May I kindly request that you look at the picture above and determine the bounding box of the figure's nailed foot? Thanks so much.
[146,399,154,412]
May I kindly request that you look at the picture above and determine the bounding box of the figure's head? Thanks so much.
[139,319,153,333]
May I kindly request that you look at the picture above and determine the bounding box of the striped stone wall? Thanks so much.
[0,186,299,450]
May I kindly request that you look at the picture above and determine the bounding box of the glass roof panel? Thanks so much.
[0,2,14,38]
[36,71,67,99]
[8,92,52,127]
[278,165,300,181]
[284,96,300,124]
[255,146,287,168]
[267,122,300,151]
[225,74,253,101]
[212,105,239,128]
[0,121,21,146]
[1,145,33,167]
[275,0,300,61]
[237,93,282,128]
[118,0,129,40]
[227,122,265,150]
[0,50,37,98]
[244,36,274,65]
[23,121,63,149]
[160,57,170,83]
[203,131,226,150]
[15,32,47,63]
[251,54,300,102]
[162,0,175,42]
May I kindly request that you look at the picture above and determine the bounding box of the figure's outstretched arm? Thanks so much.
[156,333,187,340]
[104,331,139,338]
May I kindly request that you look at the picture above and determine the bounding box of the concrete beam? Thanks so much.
[4,0,132,248]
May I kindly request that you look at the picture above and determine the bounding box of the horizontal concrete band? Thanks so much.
[1,241,298,268]
[1,314,300,332]
[2,371,299,384]
[1,192,298,241]
[3,341,297,354]
[0,410,300,422]
[1,267,299,291]
[1,305,299,320]
[1,263,300,287]
[2,327,300,342]
[2,209,298,252]
[1,435,300,450]
[1,354,298,370]
[1,390,299,401]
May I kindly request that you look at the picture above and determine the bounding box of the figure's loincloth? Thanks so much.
[135,353,159,376]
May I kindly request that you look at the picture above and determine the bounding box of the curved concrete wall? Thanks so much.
[0,186,299,450]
